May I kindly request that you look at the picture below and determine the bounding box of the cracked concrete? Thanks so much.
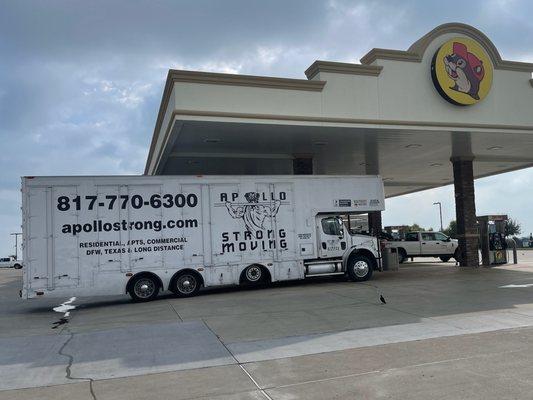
[2,253,533,399]
[0,320,236,391]
[57,328,97,400]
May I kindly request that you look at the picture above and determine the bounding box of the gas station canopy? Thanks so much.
[145,23,533,198]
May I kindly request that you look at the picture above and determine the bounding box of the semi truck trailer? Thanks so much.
[21,175,385,301]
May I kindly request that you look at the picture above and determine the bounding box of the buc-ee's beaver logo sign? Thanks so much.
[431,37,493,106]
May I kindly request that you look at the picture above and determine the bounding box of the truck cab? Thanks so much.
[317,215,378,258]
[303,214,380,281]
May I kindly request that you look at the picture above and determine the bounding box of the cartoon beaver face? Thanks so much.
[443,42,484,100]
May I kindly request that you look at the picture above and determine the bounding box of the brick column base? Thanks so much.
[452,157,479,267]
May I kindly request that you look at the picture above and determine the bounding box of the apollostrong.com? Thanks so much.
[61,218,199,236]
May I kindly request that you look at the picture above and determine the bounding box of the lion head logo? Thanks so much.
[225,192,281,235]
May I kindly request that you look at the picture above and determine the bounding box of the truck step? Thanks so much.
[305,272,345,277]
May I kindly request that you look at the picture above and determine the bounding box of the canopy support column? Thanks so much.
[452,156,479,267]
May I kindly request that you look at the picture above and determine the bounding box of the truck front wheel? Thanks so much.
[347,255,373,282]
[129,275,160,302]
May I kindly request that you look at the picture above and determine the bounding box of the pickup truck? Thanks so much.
[386,231,459,263]
[0,256,23,269]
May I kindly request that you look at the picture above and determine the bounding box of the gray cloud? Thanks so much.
[1,0,532,255]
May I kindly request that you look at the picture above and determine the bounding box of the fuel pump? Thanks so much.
[477,215,508,266]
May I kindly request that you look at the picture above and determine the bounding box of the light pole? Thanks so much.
[10,233,22,260]
[433,202,443,232]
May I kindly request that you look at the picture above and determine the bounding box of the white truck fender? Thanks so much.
[342,245,379,270]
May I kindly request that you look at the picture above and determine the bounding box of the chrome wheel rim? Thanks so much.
[133,278,156,298]
[177,274,197,294]
[246,266,262,282]
[353,261,369,278]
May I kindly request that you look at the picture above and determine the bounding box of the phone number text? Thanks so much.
[56,194,198,211]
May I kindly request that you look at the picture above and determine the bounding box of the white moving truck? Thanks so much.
[21,175,385,301]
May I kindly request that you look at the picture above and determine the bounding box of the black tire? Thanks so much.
[439,256,451,262]
[171,271,201,298]
[128,275,160,302]
[453,249,460,261]
[13,264,22,270]
[347,255,374,282]
[398,249,407,264]
[241,265,264,285]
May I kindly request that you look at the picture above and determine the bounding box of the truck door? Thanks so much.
[433,232,454,254]
[317,216,346,259]
[403,231,422,255]
[420,232,439,255]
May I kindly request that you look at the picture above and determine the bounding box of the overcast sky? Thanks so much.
[1,0,532,256]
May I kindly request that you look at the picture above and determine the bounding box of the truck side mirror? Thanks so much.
[337,217,344,238]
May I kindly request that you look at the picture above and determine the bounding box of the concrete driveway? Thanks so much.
[1,250,533,399]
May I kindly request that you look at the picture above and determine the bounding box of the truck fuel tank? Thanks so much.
[305,261,343,276]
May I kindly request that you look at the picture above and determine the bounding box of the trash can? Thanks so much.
[382,247,399,271]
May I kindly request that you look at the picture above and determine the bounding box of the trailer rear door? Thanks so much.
[26,186,80,292]
[26,186,50,292]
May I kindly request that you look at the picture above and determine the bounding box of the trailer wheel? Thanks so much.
[171,271,201,297]
[347,255,373,282]
[439,256,451,262]
[129,275,160,302]
[242,265,264,284]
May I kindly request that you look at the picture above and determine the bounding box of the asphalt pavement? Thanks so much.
[1,250,533,399]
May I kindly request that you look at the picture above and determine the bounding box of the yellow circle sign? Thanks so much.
[431,37,493,105]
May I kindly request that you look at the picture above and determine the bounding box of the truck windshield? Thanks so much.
[321,217,343,236]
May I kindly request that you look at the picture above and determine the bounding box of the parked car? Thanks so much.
[0,256,23,269]
[385,231,459,263]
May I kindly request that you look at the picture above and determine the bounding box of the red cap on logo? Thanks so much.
[453,42,484,81]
